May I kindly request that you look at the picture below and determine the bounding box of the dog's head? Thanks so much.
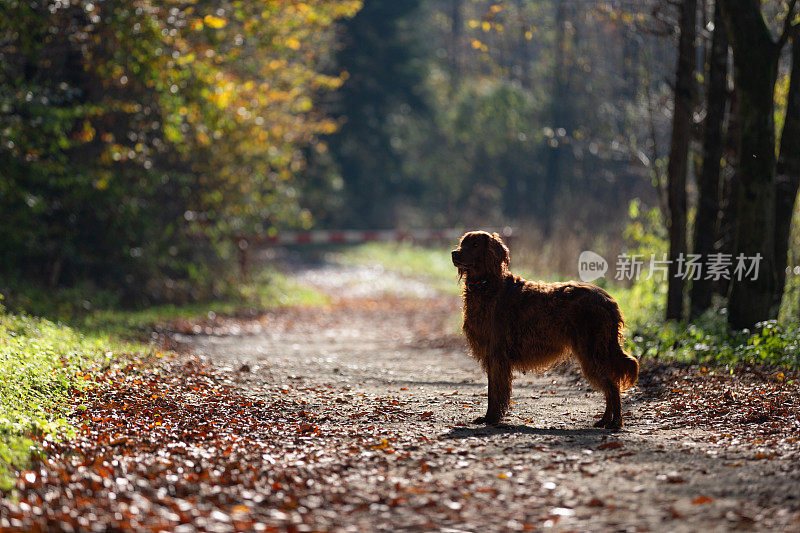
[451,231,510,279]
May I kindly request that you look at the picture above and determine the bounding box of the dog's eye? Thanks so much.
[473,242,479,248]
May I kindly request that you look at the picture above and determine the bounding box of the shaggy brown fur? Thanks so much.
[452,231,639,429]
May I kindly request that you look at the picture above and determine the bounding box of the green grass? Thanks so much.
[335,241,464,294]
[0,305,149,490]
[5,267,328,341]
[0,266,328,491]
[77,268,328,338]
[334,241,541,295]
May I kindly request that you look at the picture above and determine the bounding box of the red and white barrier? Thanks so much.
[238,227,515,246]
[233,227,515,277]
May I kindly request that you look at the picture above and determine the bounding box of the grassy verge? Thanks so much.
[76,268,328,339]
[0,305,151,490]
[0,266,329,491]
[5,267,328,341]
[623,308,800,371]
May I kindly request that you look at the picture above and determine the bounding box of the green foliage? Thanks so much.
[779,196,800,321]
[611,200,799,369]
[607,280,666,331]
[0,301,147,489]
[611,195,800,368]
[627,310,800,370]
[623,199,668,258]
[5,266,328,339]
[79,267,329,338]
[0,0,360,300]
[322,0,429,228]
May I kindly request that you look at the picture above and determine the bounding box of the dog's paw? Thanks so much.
[593,418,624,431]
[473,415,501,425]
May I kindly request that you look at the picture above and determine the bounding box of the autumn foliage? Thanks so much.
[0,0,359,298]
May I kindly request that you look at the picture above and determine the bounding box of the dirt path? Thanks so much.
[176,260,800,531]
[3,259,798,532]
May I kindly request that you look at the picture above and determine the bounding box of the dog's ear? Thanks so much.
[490,232,510,268]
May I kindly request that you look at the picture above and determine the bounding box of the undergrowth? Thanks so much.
[626,308,800,371]
[0,302,148,491]
[0,265,328,491]
[4,267,328,340]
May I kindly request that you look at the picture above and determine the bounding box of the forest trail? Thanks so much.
[4,258,798,532]
[176,258,800,531]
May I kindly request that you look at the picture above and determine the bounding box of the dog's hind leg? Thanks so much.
[573,342,617,429]
[594,378,622,430]
[593,388,613,428]
[475,357,511,425]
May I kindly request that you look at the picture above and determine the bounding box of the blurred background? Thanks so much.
[1,0,798,331]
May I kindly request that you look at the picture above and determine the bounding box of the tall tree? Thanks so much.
[690,4,729,318]
[328,0,428,228]
[543,0,575,235]
[718,0,796,328]
[0,0,359,297]
[775,29,800,310]
[665,0,697,320]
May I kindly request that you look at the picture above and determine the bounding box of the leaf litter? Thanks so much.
[2,266,800,531]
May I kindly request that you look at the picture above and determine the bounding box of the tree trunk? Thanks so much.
[719,0,780,329]
[774,31,800,311]
[666,0,697,320]
[542,0,572,234]
[690,5,728,318]
[716,88,738,297]
[449,0,462,82]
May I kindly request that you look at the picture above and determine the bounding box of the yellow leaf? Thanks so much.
[203,15,227,29]
[285,37,301,50]
[372,438,389,450]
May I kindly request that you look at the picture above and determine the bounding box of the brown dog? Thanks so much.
[451,231,638,429]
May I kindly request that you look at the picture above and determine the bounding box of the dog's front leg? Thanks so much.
[475,356,511,425]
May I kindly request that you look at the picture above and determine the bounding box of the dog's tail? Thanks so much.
[591,285,639,390]
[614,346,639,391]
[605,298,638,390]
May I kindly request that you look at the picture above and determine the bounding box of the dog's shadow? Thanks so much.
[441,423,620,440]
